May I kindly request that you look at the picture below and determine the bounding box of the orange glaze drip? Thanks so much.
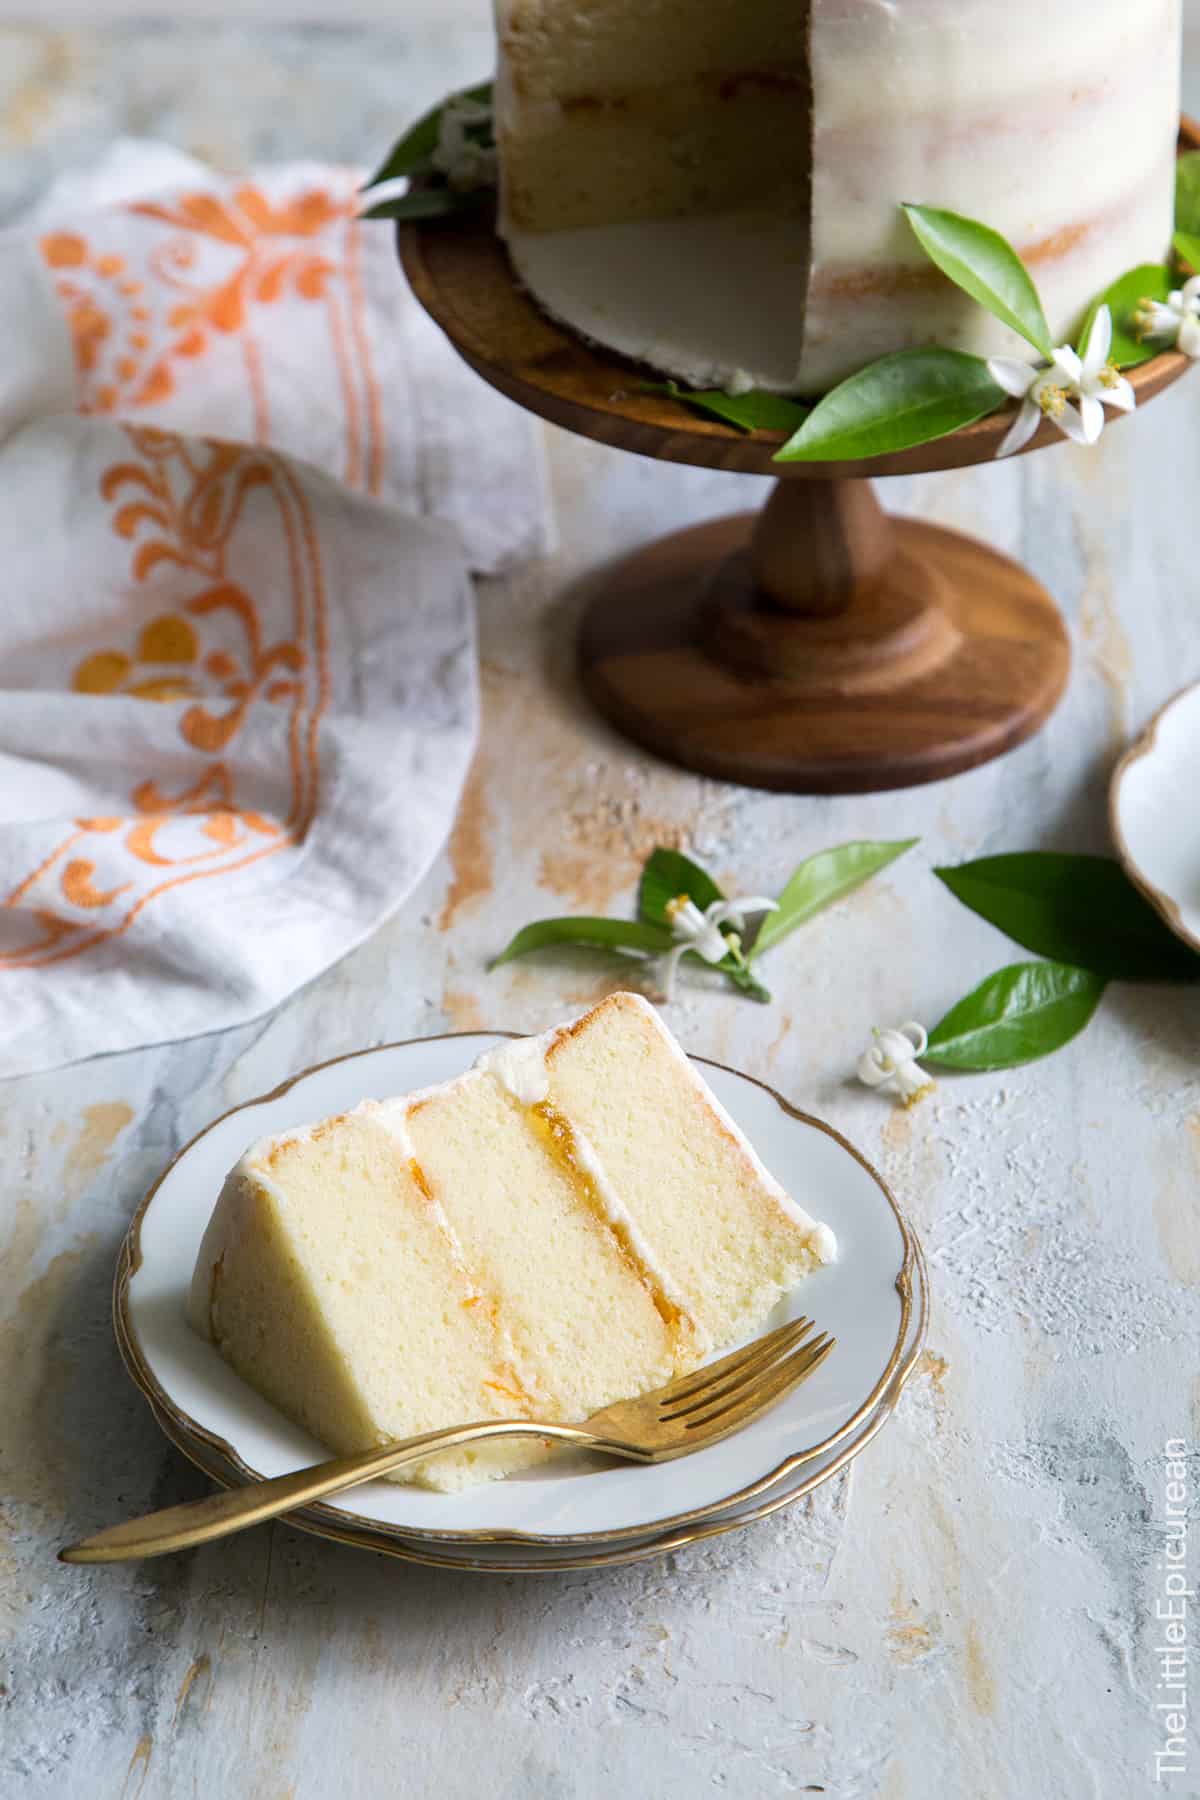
[408,1156,435,1204]
[527,1099,687,1343]
[408,1153,537,1415]
[483,1377,531,1405]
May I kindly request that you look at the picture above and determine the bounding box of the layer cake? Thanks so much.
[494,0,1182,394]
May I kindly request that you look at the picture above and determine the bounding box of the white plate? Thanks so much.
[128,1239,926,1572]
[118,1034,921,1550]
[1111,680,1200,954]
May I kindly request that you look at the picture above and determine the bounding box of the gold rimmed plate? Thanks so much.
[130,1237,927,1573]
[115,1032,925,1556]
[1110,680,1200,956]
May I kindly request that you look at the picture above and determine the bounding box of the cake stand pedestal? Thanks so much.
[398,131,1194,793]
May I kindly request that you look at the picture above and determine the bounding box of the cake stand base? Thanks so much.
[579,479,1070,795]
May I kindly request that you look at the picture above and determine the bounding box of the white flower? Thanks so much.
[1133,276,1200,359]
[659,893,778,1001]
[857,1021,934,1106]
[987,306,1135,460]
[432,96,498,192]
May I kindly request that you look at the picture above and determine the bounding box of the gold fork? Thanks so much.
[60,1316,834,1564]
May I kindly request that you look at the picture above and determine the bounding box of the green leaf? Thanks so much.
[641,382,809,436]
[726,965,772,1005]
[359,185,481,223]
[775,349,1003,463]
[638,848,725,927]
[362,81,493,190]
[1175,231,1200,275]
[1176,151,1200,236]
[1080,264,1173,369]
[490,917,672,968]
[902,203,1053,356]
[924,962,1106,1070]
[750,840,918,960]
[934,854,1200,983]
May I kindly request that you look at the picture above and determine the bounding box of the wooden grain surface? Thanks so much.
[577,504,1072,793]
[3,21,1200,1800]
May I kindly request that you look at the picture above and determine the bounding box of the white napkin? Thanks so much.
[0,141,549,1079]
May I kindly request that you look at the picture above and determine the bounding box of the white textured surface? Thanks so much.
[2,18,1199,1800]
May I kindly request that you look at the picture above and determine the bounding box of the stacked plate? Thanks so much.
[116,1034,928,1573]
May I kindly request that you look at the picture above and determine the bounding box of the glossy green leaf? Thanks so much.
[1175,231,1200,275]
[1079,264,1173,369]
[924,962,1106,1070]
[775,350,1003,463]
[362,81,493,191]
[902,203,1053,355]
[750,840,918,960]
[642,382,809,436]
[1176,151,1200,236]
[934,854,1200,983]
[638,848,725,927]
[490,917,672,968]
[359,185,481,223]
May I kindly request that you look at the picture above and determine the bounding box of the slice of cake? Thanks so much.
[494,0,1181,394]
[187,991,835,1491]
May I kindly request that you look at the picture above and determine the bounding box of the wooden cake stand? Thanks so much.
[399,132,1195,793]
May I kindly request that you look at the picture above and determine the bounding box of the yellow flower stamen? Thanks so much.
[1037,383,1068,420]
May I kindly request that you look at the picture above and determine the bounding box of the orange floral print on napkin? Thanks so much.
[1,425,329,971]
[40,177,383,493]
[0,143,539,1074]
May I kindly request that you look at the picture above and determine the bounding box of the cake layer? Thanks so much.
[186,1107,529,1489]
[401,1061,691,1434]
[189,993,836,1491]
[499,77,810,233]
[498,0,809,105]
[543,993,834,1345]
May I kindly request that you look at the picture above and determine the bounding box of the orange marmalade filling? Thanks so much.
[408,1156,436,1204]
[408,1151,538,1416]
[527,1099,687,1342]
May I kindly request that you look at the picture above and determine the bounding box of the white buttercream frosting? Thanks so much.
[505,212,810,395]
[473,1034,553,1106]
[363,1096,420,1161]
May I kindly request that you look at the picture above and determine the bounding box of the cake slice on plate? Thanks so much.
[188,991,835,1491]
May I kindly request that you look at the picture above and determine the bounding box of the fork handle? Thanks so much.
[59,1420,631,1564]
